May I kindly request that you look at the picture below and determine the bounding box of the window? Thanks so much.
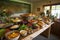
[44,5,60,19]
[51,5,60,19]
[44,6,50,16]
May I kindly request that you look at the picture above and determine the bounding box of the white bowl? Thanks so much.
[20,30,27,36]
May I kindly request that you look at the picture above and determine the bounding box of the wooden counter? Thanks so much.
[20,22,54,40]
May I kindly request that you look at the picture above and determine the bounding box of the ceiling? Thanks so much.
[22,0,59,3]
[9,0,58,4]
[1,0,59,3]
[21,0,54,3]
[23,0,41,2]
[22,0,42,2]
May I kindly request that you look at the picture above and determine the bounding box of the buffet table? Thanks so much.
[20,22,54,40]
[0,13,54,40]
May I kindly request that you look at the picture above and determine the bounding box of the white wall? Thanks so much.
[32,0,60,14]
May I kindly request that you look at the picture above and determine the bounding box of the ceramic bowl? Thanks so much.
[5,30,20,40]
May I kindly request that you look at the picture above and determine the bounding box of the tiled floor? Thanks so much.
[33,34,60,40]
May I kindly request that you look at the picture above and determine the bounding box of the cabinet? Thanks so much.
[51,20,60,37]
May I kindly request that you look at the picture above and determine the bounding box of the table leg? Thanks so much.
[41,27,51,38]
